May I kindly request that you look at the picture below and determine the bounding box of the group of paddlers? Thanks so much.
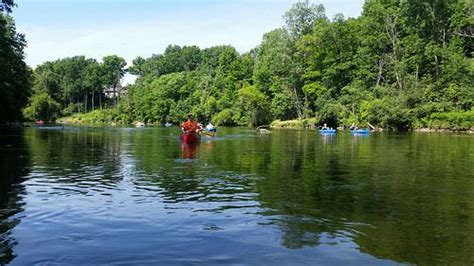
[181,114,216,134]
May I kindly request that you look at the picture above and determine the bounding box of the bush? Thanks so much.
[213,108,237,126]
[424,110,474,130]
[270,118,318,129]
[58,108,129,125]
[23,93,61,122]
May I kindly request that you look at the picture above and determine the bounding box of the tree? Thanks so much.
[254,28,303,120]
[284,0,326,39]
[0,0,14,13]
[0,12,31,123]
[102,55,126,106]
[82,59,103,111]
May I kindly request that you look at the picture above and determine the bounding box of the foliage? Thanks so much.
[0,0,14,13]
[270,118,317,129]
[417,110,474,130]
[22,92,60,122]
[32,55,127,116]
[25,0,474,131]
[0,12,31,123]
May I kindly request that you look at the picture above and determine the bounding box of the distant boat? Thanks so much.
[35,120,44,126]
[319,129,336,134]
[164,122,172,127]
[256,125,270,134]
[135,122,145,128]
[350,129,370,134]
[36,125,64,130]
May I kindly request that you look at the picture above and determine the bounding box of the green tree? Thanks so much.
[235,83,270,126]
[0,11,31,123]
[102,55,126,106]
[254,28,302,120]
[284,0,326,39]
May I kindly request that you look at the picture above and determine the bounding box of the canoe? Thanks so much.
[179,132,200,144]
[319,129,336,134]
[135,122,145,128]
[36,126,64,130]
[201,130,216,137]
[350,129,370,134]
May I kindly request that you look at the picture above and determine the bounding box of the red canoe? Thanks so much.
[179,132,200,144]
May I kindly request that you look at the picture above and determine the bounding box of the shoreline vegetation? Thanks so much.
[54,108,474,133]
[1,1,473,132]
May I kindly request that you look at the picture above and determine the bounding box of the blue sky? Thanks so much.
[14,0,365,68]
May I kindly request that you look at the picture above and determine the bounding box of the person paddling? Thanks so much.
[181,114,198,133]
[205,122,216,132]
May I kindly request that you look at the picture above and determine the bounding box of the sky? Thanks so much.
[14,0,365,70]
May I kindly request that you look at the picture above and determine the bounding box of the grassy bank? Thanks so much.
[57,109,130,125]
[57,109,474,133]
[270,110,474,132]
[414,110,474,132]
[270,118,318,129]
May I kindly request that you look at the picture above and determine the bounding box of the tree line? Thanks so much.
[24,55,127,121]
[2,0,473,129]
[0,0,31,124]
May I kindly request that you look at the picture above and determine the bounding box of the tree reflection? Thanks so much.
[0,129,29,264]
[36,127,471,265]
[25,127,124,189]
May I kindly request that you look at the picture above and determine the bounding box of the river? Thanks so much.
[0,126,473,265]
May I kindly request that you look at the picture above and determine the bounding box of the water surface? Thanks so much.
[0,127,473,265]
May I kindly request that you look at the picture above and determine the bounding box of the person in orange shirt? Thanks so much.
[181,114,198,133]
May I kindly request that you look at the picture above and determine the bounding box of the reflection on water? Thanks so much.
[180,142,199,161]
[0,129,29,264]
[0,127,473,264]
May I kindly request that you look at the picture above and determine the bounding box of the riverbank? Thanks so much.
[57,109,127,126]
[270,110,474,133]
[270,118,318,129]
[55,108,474,133]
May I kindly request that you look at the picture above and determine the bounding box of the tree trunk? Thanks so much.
[415,65,419,89]
[376,59,385,87]
[395,63,404,92]
[113,85,117,106]
[385,15,404,91]
[99,92,102,109]
[91,91,95,111]
[434,55,439,81]
[84,93,88,113]
[292,86,303,120]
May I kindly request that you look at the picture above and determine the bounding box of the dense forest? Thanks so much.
[0,0,31,124]
[2,0,473,130]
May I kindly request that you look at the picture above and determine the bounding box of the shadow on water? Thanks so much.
[0,129,29,264]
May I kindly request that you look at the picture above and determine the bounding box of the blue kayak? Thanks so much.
[350,129,370,134]
[319,129,336,134]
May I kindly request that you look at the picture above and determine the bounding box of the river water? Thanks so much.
[0,127,473,265]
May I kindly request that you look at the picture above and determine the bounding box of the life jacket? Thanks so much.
[182,120,197,132]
